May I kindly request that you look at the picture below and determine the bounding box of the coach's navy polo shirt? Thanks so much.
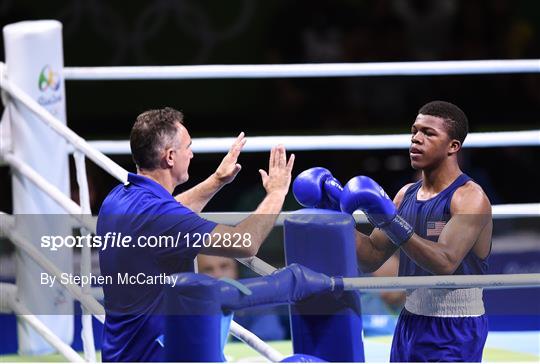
[97,173,217,362]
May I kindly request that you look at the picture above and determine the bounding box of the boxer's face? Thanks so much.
[409,114,456,170]
[171,123,193,184]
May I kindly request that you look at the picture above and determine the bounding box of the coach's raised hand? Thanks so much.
[293,167,343,210]
[340,176,413,247]
[259,145,295,196]
[214,132,247,185]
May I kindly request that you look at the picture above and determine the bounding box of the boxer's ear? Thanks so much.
[448,139,461,155]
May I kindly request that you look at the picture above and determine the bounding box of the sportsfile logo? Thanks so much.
[38,65,60,92]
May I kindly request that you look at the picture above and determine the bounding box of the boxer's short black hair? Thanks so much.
[419,101,469,144]
[130,107,184,170]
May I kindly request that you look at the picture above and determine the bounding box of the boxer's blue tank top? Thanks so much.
[397,173,489,277]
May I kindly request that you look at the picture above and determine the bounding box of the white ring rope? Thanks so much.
[63,59,540,80]
[229,321,285,362]
[83,130,540,155]
[201,204,540,226]
[2,57,539,362]
[0,283,85,362]
[0,67,128,183]
[0,63,320,359]
[2,62,538,220]
[2,153,97,231]
[0,130,280,361]
[492,203,540,217]
[343,273,540,291]
[0,210,281,363]
[236,256,277,276]
[74,152,97,362]
[39,202,540,241]
[8,151,97,359]
[0,213,106,323]
[1,153,278,355]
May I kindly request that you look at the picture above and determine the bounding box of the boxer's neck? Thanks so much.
[421,159,462,194]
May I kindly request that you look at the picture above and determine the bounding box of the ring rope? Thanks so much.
[0,211,279,362]
[2,62,538,207]
[343,273,540,291]
[201,204,540,226]
[2,57,539,362]
[0,75,283,359]
[1,152,279,360]
[0,210,282,362]
[229,321,285,362]
[0,66,128,183]
[0,283,85,362]
[0,214,106,322]
[3,81,536,362]
[74,151,97,362]
[63,59,540,80]
[2,153,96,230]
[492,203,540,217]
[236,256,277,276]
[0,68,314,299]
[82,130,540,155]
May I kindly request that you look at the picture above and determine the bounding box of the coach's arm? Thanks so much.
[201,145,295,258]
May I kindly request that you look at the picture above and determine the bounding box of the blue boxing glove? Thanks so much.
[293,167,343,210]
[340,176,413,247]
[281,354,326,362]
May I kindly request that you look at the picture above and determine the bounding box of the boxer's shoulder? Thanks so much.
[394,183,415,207]
[451,181,491,214]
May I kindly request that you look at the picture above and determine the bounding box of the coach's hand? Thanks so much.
[340,176,413,247]
[259,145,295,196]
[214,132,247,185]
[293,167,343,210]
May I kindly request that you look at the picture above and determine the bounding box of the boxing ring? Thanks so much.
[1,20,539,362]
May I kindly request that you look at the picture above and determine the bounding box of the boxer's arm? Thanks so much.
[176,132,246,212]
[400,183,492,275]
[354,184,412,273]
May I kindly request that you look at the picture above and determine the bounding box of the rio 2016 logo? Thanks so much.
[38,65,60,92]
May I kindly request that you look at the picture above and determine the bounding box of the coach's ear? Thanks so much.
[163,147,175,168]
[448,139,461,156]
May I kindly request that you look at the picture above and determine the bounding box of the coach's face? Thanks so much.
[169,123,193,185]
[409,114,455,170]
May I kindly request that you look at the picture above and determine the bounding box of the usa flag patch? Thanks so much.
[427,221,446,236]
